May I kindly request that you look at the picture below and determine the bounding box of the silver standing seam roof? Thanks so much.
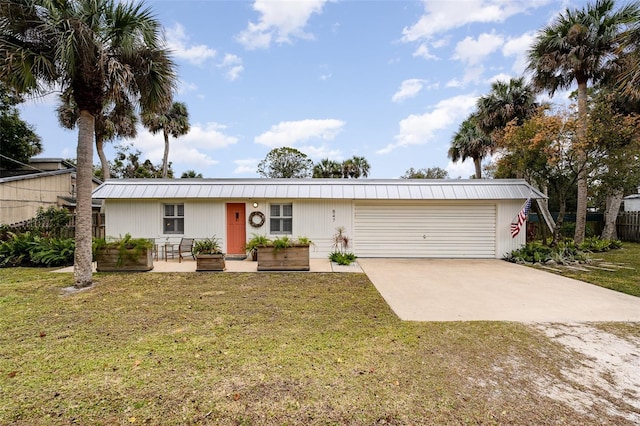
[92,179,546,201]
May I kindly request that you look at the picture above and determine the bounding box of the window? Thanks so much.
[163,204,184,234]
[270,203,292,234]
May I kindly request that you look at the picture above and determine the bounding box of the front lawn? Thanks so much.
[0,269,637,425]
[542,242,640,297]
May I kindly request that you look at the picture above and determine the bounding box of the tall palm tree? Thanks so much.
[0,0,176,287]
[142,101,190,179]
[476,77,538,135]
[57,89,138,180]
[313,158,342,178]
[527,0,640,243]
[448,114,493,179]
[342,156,371,179]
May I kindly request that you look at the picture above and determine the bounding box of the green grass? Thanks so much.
[554,242,640,297]
[0,268,636,425]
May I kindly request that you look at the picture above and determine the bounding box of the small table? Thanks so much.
[163,243,176,261]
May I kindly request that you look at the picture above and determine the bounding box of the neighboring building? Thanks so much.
[623,186,640,212]
[0,158,101,225]
[92,179,545,259]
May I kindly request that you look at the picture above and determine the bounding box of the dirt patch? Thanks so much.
[532,323,640,423]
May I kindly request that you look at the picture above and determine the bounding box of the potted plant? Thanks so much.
[245,233,270,261]
[193,236,225,271]
[257,236,312,271]
[94,234,154,272]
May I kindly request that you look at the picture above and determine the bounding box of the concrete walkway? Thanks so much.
[358,258,640,322]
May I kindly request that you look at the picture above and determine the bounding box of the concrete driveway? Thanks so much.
[358,258,640,322]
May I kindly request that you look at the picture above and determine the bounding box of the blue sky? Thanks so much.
[19,0,583,179]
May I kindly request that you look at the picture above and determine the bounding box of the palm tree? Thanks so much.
[0,0,176,287]
[313,158,342,178]
[527,0,640,243]
[142,101,190,178]
[57,90,138,180]
[448,114,493,179]
[476,77,538,135]
[342,156,371,179]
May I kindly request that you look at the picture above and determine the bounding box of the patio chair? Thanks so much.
[177,238,194,263]
[147,238,159,261]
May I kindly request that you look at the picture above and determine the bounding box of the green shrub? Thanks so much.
[505,238,621,265]
[329,251,357,265]
[29,237,75,267]
[0,231,35,267]
[0,232,75,267]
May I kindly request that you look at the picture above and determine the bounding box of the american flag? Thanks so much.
[510,198,531,238]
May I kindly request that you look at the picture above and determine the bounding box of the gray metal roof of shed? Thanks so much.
[92,179,545,201]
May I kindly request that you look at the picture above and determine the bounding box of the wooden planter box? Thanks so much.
[257,245,310,271]
[96,248,153,272]
[196,254,226,271]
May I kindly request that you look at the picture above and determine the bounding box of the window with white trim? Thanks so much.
[270,203,292,234]
[163,203,184,234]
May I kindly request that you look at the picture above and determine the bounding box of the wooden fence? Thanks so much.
[3,212,105,239]
[617,212,640,242]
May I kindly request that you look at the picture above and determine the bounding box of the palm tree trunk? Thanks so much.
[601,188,623,240]
[574,80,589,244]
[162,129,170,178]
[74,111,95,288]
[96,135,110,180]
[473,157,482,179]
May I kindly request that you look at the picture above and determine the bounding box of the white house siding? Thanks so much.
[294,200,353,258]
[188,201,226,248]
[353,201,497,258]
[496,199,528,257]
[104,200,161,239]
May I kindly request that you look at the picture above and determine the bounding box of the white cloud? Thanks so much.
[502,32,535,74]
[392,79,427,103]
[166,23,216,65]
[217,54,244,81]
[233,158,260,175]
[298,144,342,160]
[486,72,513,84]
[446,159,477,179]
[402,0,545,42]
[446,65,485,88]
[255,119,345,147]
[130,122,237,169]
[413,43,437,60]
[177,80,198,95]
[378,94,477,154]
[236,0,332,50]
[452,32,504,65]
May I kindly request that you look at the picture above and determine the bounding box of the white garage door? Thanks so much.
[354,202,496,258]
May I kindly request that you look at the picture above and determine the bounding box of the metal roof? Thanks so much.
[92,179,546,201]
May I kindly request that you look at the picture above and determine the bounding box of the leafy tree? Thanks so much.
[257,147,313,178]
[587,89,640,239]
[476,77,538,136]
[142,101,190,179]
[342,156,370,179]
[0,83,41,170]
[401,167,449,179]
[448,114,492,179]
[495,106,580,244]
[527,0,640,243]
[313,158,342,178]
[111,144,172,179]
[0,0,176,287]
[181,170,203,178]
[57,89,137,180]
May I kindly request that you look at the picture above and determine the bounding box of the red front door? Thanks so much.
[226,203,246,255]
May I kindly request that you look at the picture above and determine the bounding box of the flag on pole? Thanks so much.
[510,198,531,238]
